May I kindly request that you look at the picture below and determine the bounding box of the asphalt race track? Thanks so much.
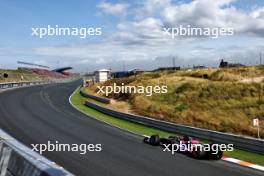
[0,80,262,176]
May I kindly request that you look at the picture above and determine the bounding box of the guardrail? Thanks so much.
[80,89,110,104]
[82,93,264,154]
[0,81,51,89]
[0,129,74,176]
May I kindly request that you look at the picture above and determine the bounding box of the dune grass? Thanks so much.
[87,66,264,138]
[0,69,42,83]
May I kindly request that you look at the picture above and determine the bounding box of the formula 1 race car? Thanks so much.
[143,135,223,160]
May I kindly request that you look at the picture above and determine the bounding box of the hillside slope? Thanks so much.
[0,69,42,83]
[86,66,264,138]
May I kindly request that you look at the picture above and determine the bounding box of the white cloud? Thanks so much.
[115,17,164,42]
[160,0,264,37]
[9,0,264,71]
[97,2,129,16]
[109,0,264,44]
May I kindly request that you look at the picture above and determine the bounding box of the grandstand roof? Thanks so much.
[52,67,73,73]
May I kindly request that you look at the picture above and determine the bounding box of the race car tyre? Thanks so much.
[149,135,160,146]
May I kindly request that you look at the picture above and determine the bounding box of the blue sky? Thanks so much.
[0,0,264,72]
[0,0,102,45]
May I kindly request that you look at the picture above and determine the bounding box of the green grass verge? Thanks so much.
[70,86,264,166]
[225,150,264,166]
[72,87,173,137]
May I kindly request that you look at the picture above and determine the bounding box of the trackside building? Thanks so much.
[94,69,110,82]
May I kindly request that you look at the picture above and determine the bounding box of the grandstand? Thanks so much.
[17,61,74,80]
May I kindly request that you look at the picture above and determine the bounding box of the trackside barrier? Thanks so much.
[0,77,81,90]
[0,81,51,89]
[84,100,264,154]
[80,89,110,104]
[0,129,74,176]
